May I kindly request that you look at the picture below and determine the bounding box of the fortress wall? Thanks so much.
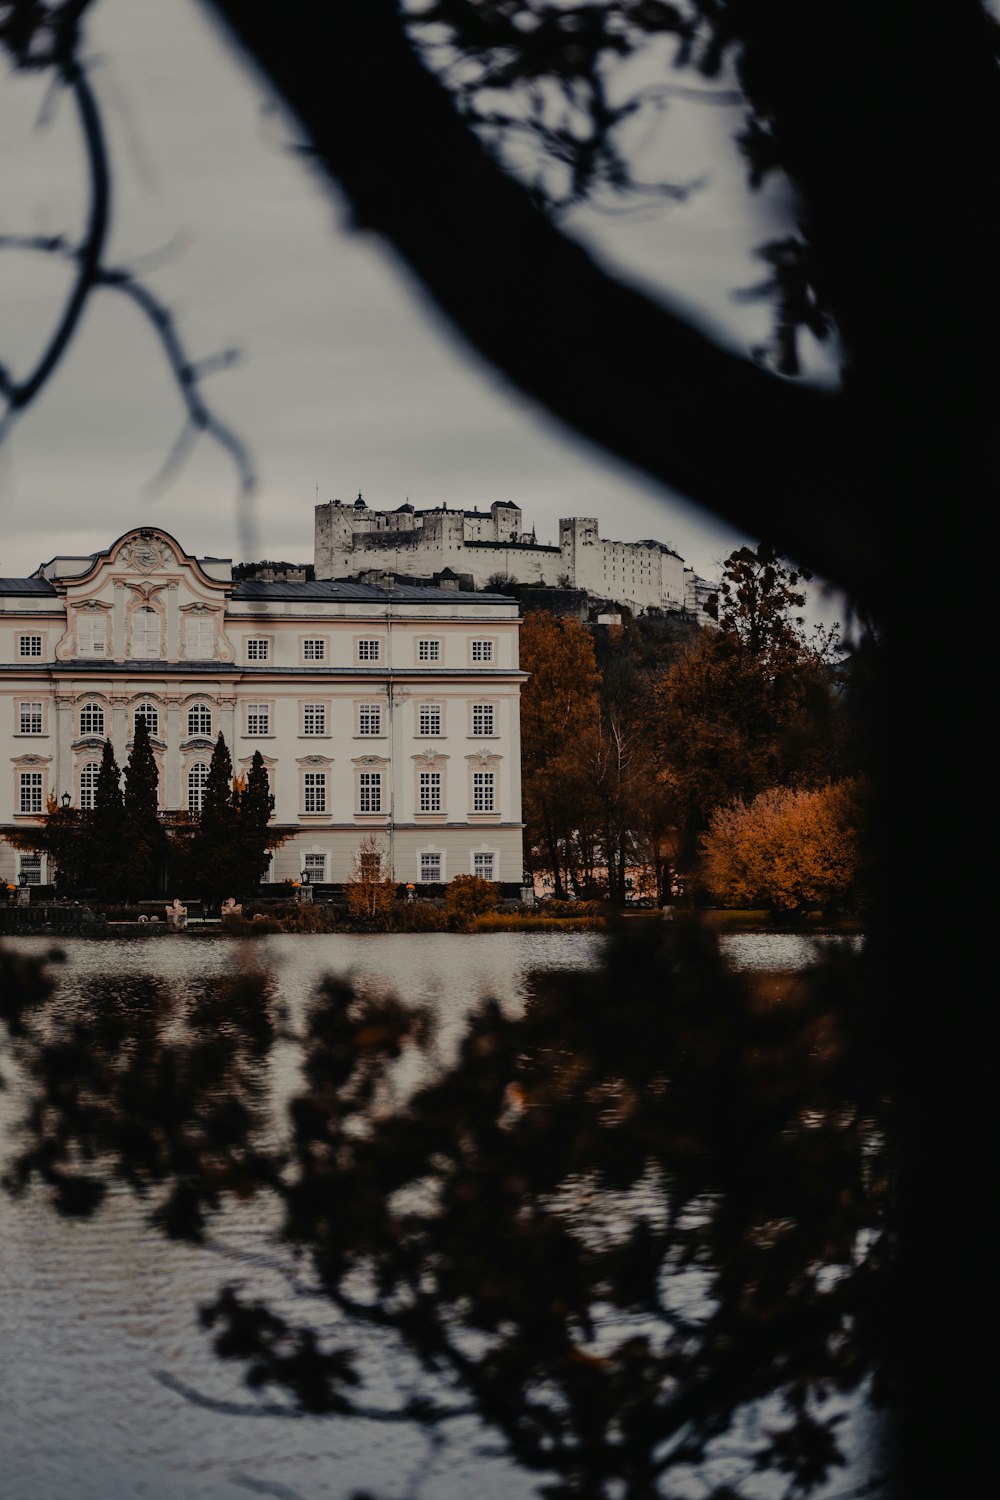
[316,502,696,613]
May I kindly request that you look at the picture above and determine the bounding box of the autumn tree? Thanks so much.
[344,832,396,926]
[653,547,848,868]
[700,778,867,914]
[520,611,601,897]
[445,872,499,928]
[121,715,164,898]
[589,618,676,904]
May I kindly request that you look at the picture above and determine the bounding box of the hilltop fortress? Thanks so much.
[315,496,704,616]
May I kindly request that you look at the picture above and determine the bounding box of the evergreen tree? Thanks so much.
[121,716,164,898]
[188,732,238,905]
[88,740,125,900]
[234,750,277,894]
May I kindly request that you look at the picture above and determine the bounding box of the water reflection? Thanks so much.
[0,927,886,1500]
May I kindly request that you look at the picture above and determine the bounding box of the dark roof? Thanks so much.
[0,577,58,596]
[232,579,516,603]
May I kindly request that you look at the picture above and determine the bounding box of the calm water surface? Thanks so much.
[0,931,872,1500]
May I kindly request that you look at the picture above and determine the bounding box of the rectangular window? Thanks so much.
[359,771,382,813]
[18,635,42,658]
[303,772,327,813]
[246,639,270,661]
[19,771,43,815]
[19,702,43,735]
[473,771,495,813]
[357,639,381,662]
[246,703,270,736]
[474,853,495,881]
[303,703,327,736]
[418,703,442,736]
[78,614,108,657]
[304,852,326,882]
[420,853,442,883]
[303,639,326,661]
[471,639,493,662]
[418,639,440,661]
[419,771,442,813]
[358,703,382,736]
[471,703,494,737]
[185,616,215,658]
[19,852,42,884]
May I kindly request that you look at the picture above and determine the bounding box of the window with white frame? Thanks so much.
[184,615,215,658]
[188,703,212,737]
[471,703,495,737]
[80,761,100,811]
[419,771,442,813]
[357,639,381,662]
[304,771,327,813]
[188,762,210,812]
[418,703,442,736]
[420,852,442,883]
[19,771,43,814]
[18,635,42,658]
[473,852,495,881]
[358,703,382,736]
[303,852,326,882]
[18,851,42,884]
[303,703,327,736]
[246,639,270,661]
[302,639,326,661]
[78,613,109,657]
[246,703,270,736]
[471,639,494,663]
[472,771,495,813]
[418,639,440,661]
[135,701,159,738]
[358,771,381,813]
[131,607,160,659]
[19,701,43,735]
[80,701,105,736]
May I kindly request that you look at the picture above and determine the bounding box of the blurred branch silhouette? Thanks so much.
[0,0,254,498]
[1,925,889,1499]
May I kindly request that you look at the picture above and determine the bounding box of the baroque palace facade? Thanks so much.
[0,527,524,889]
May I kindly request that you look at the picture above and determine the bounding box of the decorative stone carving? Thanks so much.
[119,530,173,575]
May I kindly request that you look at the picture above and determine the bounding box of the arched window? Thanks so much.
[80,761,100,811]
[187,703,212,737]
[132,607,161,659]
[80,701,104,736]
[135,700,159,738]
[188,762,210,813]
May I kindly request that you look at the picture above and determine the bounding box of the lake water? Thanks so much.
[0,931,875,1500]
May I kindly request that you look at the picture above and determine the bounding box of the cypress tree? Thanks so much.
[189,732,239,905]
[122,715,164,898]
[88,740,125,900]
[234,749,277,893]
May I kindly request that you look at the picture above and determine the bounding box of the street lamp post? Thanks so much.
[299,868,313,903]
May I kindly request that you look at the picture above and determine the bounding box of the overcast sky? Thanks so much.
[1,0,844,624]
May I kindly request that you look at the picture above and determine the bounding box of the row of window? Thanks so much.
[18,699,497,740]
[304,768,496,815]
[16,701,214,739]
[11,632,497,664]
[17,766,498,817]
[13,847,495,886]
[301,850,495,883]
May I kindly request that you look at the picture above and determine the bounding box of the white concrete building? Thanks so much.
[1,527,524,890]
[315,496,699,616]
